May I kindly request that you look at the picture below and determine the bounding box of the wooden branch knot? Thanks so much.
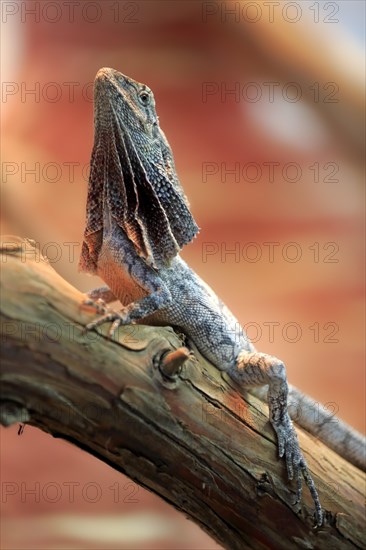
[154,347,192,387]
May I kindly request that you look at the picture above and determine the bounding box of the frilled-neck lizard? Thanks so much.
[79,67,365,526]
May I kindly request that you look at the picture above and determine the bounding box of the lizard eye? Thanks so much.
[139,91,150,106]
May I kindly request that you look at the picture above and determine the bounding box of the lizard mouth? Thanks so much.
[94,67,144,99]
[95,67,128,83]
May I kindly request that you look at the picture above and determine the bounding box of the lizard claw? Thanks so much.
[274,417,323,526]
[81,293,131,338]
[82,297,108,315]
[85,310,130,338]
[108,314,126,337]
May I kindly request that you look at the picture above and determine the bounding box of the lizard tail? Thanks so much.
[251,385,366,472]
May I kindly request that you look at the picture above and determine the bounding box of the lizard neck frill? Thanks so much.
[81,67,199,271]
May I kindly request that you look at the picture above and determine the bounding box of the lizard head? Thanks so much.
[94,67,158,135]
[81,67,199,271]
[93,68,188,192]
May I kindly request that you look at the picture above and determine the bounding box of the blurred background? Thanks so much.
[1,0,364,548]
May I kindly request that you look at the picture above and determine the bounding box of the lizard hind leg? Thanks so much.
[229,350,323,526]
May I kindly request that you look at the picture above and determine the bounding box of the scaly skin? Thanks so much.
[79,67,365,526]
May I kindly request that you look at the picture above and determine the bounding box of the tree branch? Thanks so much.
[0,236,364,549]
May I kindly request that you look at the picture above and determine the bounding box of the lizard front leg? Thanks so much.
[86,286,118,304]
[85,258,172,337]
[230,351,323,525]
[82,285,118,315]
